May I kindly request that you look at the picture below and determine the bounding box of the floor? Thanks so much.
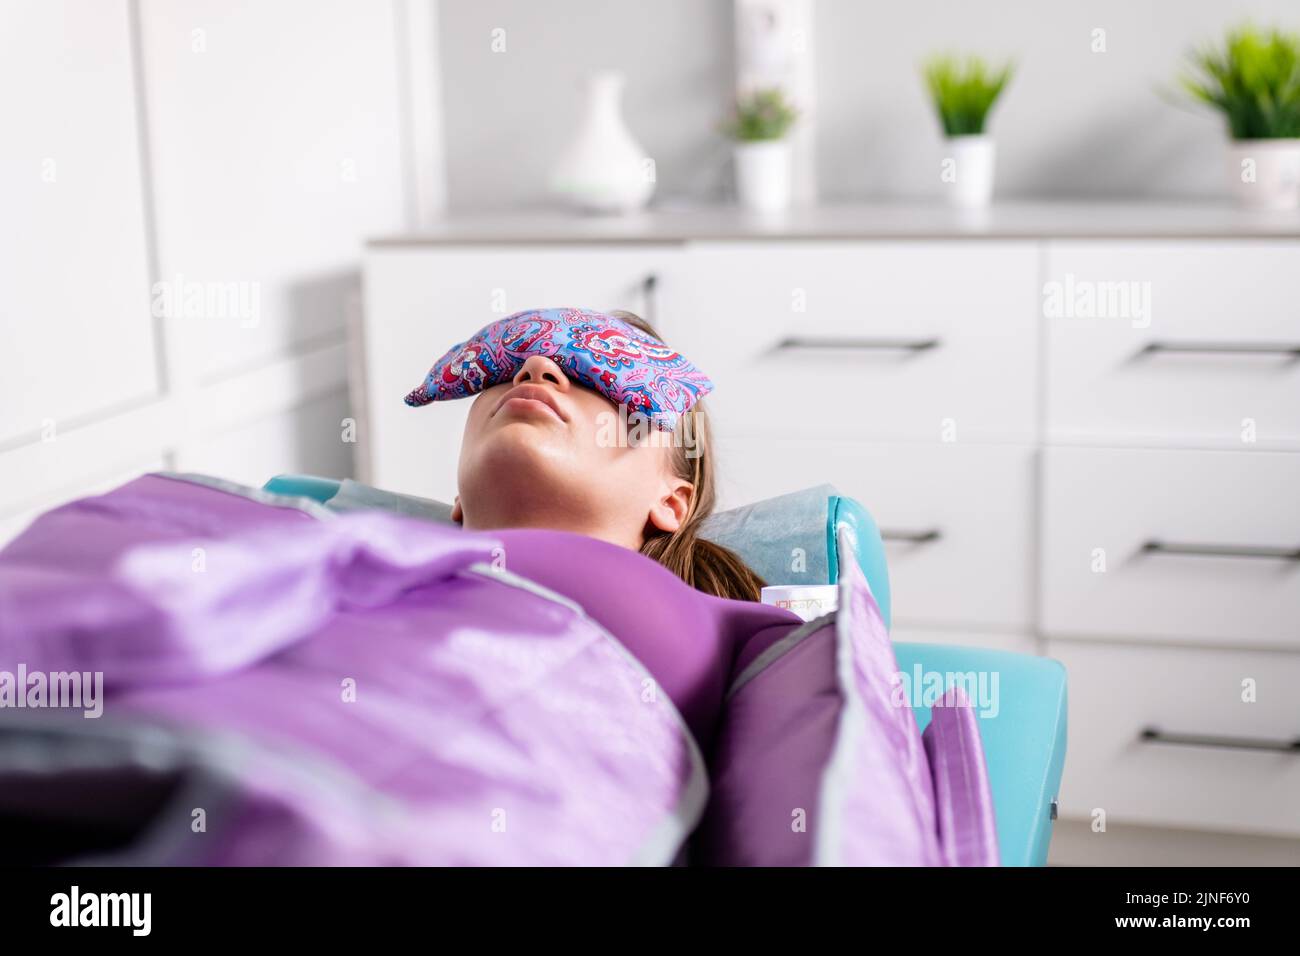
[1049,819,1300,866]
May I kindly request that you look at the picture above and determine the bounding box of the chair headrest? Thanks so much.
[698,484,838,587]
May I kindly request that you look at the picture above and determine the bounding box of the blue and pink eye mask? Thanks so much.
[404,307,714,430]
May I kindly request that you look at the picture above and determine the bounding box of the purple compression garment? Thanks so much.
[491,528,798,748]
[0,474,998,865]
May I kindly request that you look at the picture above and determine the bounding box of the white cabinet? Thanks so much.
[1036,241,1300,842]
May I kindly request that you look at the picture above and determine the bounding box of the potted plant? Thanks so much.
[723,88,799,211]
[922,55,1014,207]
[1180,25,1300,210]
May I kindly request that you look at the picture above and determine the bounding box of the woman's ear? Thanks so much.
[647,479,693,535]
[450,496,463,524]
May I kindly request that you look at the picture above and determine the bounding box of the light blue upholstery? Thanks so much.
[264,474,342,503]
[828,494,893,629]
[262,473,1066,866]
[894,643,1067,867]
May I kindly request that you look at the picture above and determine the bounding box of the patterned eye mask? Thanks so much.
[404,307,714,430]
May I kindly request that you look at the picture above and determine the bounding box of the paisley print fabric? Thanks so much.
[404,307,714,430]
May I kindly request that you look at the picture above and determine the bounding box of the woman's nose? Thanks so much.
[512,355,570,390]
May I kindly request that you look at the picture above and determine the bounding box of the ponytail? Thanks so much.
[641,513,766,602]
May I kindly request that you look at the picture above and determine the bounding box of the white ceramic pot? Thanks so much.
[733,139,793,211]
[550,70,654,214]
[1226,139,1300,210]
[943,135,996,207]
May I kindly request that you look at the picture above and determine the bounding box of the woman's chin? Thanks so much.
[463,427,575,488]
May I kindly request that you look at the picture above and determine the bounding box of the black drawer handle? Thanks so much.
[1140,727,1300,754]
[1142,540,1300,561]
[881,528,943,544]
[1139,341,1300,358]
[774,336,941,352]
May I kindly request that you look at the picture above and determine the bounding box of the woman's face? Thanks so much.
[452,355,692,549]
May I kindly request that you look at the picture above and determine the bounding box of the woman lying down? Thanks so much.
[0,308,997,866]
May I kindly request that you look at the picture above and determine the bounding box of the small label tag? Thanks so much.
[760,584,839,622]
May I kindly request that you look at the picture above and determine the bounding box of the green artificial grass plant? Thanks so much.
[1180,24,1300,139]
[922,55,1014,136]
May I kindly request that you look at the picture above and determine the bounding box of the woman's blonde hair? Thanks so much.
[612,311,766,602]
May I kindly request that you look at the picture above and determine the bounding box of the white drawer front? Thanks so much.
[1041,446,1300,649]
[363,246,679,500]
[717,439,1035,630]
[890,627,1037,656]
[1051,640,1300,837]
[1045,242,1300,449]
[677,242,1039,442]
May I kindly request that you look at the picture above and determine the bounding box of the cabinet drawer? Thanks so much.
[717,439,1035,630]
[1045,242,1300,449]
[890,626,1037,656]
[363,245,678,500]
[1040,446,1300,649]
[1050,640,1300,837]
[677,242,1039,442]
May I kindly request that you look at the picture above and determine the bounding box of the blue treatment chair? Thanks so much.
[263,474,1067,866]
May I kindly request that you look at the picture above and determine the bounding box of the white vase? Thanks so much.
[549,70,654,215]
[942,135,996,207]
[734,139,793,211]
[1226,139,1300,210]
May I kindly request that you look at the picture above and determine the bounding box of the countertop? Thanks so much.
[369,201,1300,246]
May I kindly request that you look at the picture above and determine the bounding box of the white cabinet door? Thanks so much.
[1045,241,1300,450]
[362,245,681,499]
[1051,640,1300,837]
[714,438,1036,631]
[1041,446,1300,649]
[675,241,1039,443]
[0,1,158,446]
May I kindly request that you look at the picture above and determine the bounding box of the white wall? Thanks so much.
[0,0,437,543]
[435,0,1300,205]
